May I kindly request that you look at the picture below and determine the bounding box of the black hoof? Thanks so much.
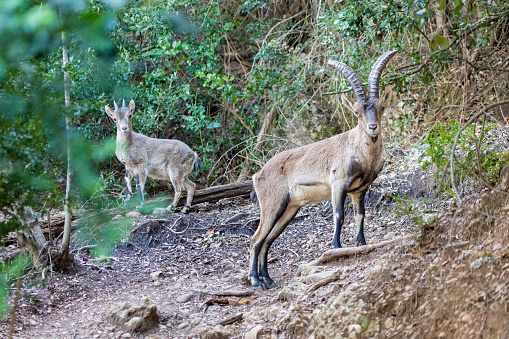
[356,240,367,246]
[261,277,278,289]
[249,276,265,290]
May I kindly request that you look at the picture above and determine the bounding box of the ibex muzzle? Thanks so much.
[105,99,200,213]
[248,51,397,290]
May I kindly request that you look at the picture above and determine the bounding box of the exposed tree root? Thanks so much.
[298,237,403,275]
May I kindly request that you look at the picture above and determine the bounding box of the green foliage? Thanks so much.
[0,254,30,314]
[393,194,434,229]
[74,212,132,258]
[421,121,505,195]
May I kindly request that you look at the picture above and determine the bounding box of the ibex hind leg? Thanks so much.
[258,204,300,289]
[166,172,184,213]
[248,192,290,289]
[180,177,196,214]
[249,214,279,290]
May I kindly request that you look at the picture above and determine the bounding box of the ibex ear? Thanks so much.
[105,105,115,120]
[128,99,135,112]
[341,94,359,116]
[380,87,393,106]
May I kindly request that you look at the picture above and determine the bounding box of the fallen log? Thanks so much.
[176,180,253,206]
[2,181,254,245]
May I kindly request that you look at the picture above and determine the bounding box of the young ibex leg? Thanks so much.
[331,183,348,248]
[167,174,183,213]
[135,173,147,209]
[351,191,367,246]
[124,169,133,203]
[180,177,196,214]
[257,204,300,289]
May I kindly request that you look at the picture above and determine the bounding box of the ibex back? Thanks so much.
[105,99,200,213]
[248,51,397,289]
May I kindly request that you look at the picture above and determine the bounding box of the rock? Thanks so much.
[498,161,509,190]
[150,271,164,280]
[384,317,394,329]
[235,270,250,286]
[245,325,264,339]
[278,281,307,301]
[120,333,132,338]
[365,265,382,278]
[176,293,193,303]
[152,207,168,216]
[106,298,159,333]
[126,211,142,219]
[112,215,123,220]
[305,270,337,284]
[178,322,189,330]
[357,315,369,329]
[460,313,472,323]
[28,319,38,326]
[200,325,231,339]
[191,317,202,326]
[348,324,362,334]
[384,231,397,239]
[125,317,144,332]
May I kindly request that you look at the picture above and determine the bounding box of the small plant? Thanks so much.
[393,195,434,229]
[420,121,505,195]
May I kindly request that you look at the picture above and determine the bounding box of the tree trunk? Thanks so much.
[60,30,73,261]
[15,209,48,268]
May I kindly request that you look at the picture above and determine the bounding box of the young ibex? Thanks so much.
[105,99,200,213]
[248,50,397,289]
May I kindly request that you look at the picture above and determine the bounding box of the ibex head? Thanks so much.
[328,50,397,141]
[105,99,136,135]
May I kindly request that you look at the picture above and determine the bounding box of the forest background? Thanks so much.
[0,0,508,315]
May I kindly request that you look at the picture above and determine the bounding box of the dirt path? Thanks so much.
[0,175,413,339]
[2,141,508,338]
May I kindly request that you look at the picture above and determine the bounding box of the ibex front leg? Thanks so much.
[331,182,348,248]
[351,191,367,246]
[135,173,147,210]
[124,168,134,204]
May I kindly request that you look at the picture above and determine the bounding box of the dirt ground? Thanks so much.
[1,140,508,339]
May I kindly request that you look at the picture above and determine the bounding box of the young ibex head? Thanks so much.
[105,99,136,135]
[328,50,396,142]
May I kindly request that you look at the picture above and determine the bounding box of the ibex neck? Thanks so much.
[116,130,133,146]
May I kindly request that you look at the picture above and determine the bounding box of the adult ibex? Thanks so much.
[105,99,200,213]
[248,50,397,289]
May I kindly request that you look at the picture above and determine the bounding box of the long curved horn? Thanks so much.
[327,60,366,102]
[367,50,397,99]
[114,100,119,110]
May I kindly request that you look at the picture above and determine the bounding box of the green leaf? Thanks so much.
[437,35,449,49]
[438,0,447,11]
